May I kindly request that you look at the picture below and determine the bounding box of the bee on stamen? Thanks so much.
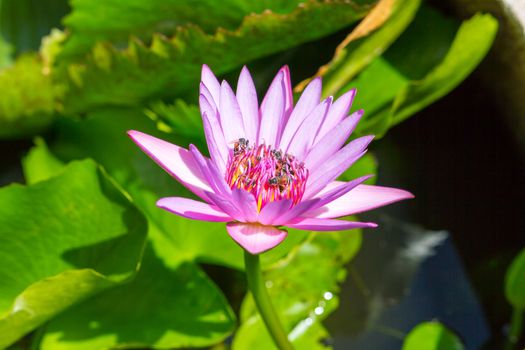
[268,177,280,186]
[233,138,249,155]
[271,149,282,160]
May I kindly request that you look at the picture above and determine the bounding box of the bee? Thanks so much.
[233,138,249,155]
[268,176,280,186]
[271,149,282,160]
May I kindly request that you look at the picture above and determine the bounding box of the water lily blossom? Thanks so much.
[128,65,413,254]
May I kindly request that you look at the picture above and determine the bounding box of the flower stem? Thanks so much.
[244,251,294,350]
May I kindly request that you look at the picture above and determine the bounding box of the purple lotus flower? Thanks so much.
[128,65,413,254]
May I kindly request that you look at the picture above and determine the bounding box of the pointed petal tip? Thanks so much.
[201,63,212,74]
[226,223,288,255]
[279,65,290,74]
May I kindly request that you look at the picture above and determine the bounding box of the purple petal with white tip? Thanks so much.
[127,130,212,200]
[286,217,377,231]
[259,70,286,147]
[286,97,332,160]
[231,188,259,222]
[220,80,246,143]
[236,66,260,143]
[201,65,221,105]
[279,77,322,150]
[157,197,232,222]
[305,135,374,197]
[306,184,415,219]
[304,110,363,169]
[315,89,356,142]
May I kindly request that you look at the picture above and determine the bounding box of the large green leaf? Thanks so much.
[505,247,525,309]
[0,159,147,349]
[0,54,60,138]
[40,244,236,350]
[345,8,497,137]
[60,0,311,59]
[55,0,369,114]
[402,322,464,350]
[233,229,363,349]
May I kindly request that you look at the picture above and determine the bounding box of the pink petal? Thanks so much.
[206,191,245,222]
[304,110,363,169]
[279,77,322,150]
[258,70,285,147]
[270,198,322,226]
[304,135,374,198]
[231,188,259,222]
[127,130,212,200]
[286,217,377,231]
[258,199,293,225]
[286,97,332,160]
[315,89,356,143]
[236,66,260,143]
[261,66,293,119]
[305,184,414,219]
[189,144,231,196]
[201,65,221,106]
[200,83,218,112]
[219,80,246,143]
[311,175,373,207]
[199,95,228,171]
[226,222,288,254]
[157,197,232,222]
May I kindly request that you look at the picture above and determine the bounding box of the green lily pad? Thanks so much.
[402,321,464,350]
[233,229,363,349]
[505,247,525,309]
[40,244,236,350]
[0,160,147,349]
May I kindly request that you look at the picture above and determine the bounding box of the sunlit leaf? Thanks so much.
[296,0,421,96]
[55,0,369,114]
[390,13,498,125]
[0,160,147,348]
[505,247,525,309]
[402,321,464,350]
[60,0,311,58]
[40,244,236,350]
[233,229,363,349]
[345,8,497,137]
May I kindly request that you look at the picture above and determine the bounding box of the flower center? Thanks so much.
[225,138,308,211]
